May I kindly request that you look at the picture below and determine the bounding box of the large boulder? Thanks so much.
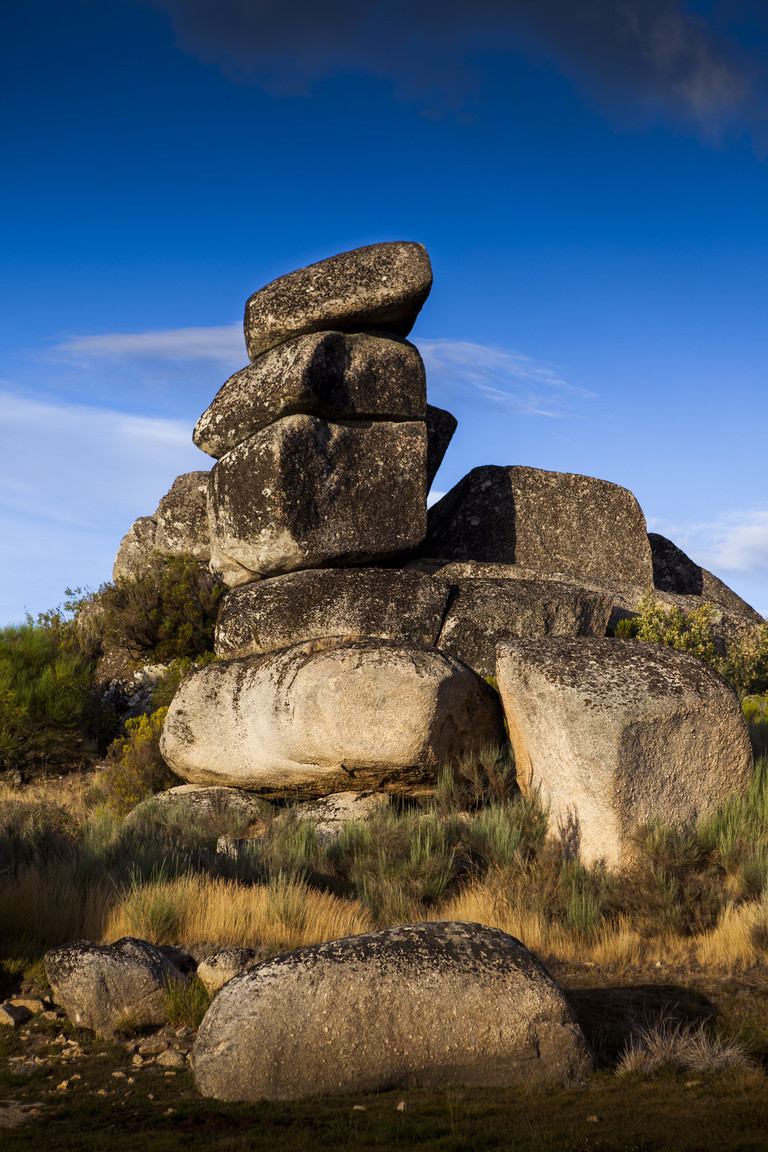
[425,403,458,489]
[208,415,427,578]
[649,533,762,622]
[423,465,653,587]
[495,637,753,867]
[160,639,505,798]
[192,921,592,1100]
[436,577,613,678]
[44,938,186,1038]
[244,242,432,360]
[153,471,211,561]
[214,568,451,658]
[194,331,426,459]
[113,516,157,580]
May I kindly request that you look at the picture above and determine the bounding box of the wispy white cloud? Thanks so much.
[52,324,244,365]
[417,338,595,418]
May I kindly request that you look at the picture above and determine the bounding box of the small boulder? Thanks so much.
[124,784,267,830]
[160,639,505,798]
[436,578,613,677]
[295,791,392,844]
[197,949,262,995]
[495,637,753,866]
[214,568,451,658]
[208,415,427,578]
[244,241,432,360]
[425,404,458,489]
[424,465,653,587]
[192,921,592,1100]
[194,331,426,458]
[44,938,186,1038]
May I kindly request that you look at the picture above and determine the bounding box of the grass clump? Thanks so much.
[162,974,211,1029]
[616,1015,753,1076]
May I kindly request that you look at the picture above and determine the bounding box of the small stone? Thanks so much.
[96,1089,108,1097]
[112,1071,126,1079]
[156,1047,186,1068]
[586,1115,600,1123]
[10,998,46,1015]
[138,1039,168,1056]
[396,1100,408,1112]
[0,1002,32,1028]
[352,1105,367,1111]
[132,1054,143,1066]
[148,1093,154,1100]
[56,1080,69,1092]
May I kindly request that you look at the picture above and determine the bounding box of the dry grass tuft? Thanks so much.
[616,1015,753,1076]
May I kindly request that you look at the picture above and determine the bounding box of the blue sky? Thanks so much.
[2,0,767,623]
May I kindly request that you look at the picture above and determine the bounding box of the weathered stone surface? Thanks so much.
[160,639,505,798]
[214,568,451,658]
[194,332,426,458]
[423,466,653,587]
[649,533,762,622]
[436,578,613,678]
[44,938,186,1038]
[192,921,592,1100]
[125,784,267,829]
[244,242,432,360]
[496,637,753,867]
[208,524,260,589]
[425,404,458,489]
[0,1003,32,1029]
[208,415,428,578]
[295,791,392,844]
[197,949,262,995]
[113,516,157,580]
[153,472,211,561]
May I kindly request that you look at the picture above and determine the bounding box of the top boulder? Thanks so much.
[244,242,433,361]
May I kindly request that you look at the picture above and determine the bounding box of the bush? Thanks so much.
[95,552,224,664]
[0,623,97,773]
[103,708,176,815]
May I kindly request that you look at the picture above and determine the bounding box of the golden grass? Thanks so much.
[103,873,373,952]
[0,866,116,952]
[696,900,768,972]
[0,770,102,822]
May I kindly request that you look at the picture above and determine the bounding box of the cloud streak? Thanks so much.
[659,511,768,579]
[142,0,767,138]
[53,325,245,366]
[418,338,595,418]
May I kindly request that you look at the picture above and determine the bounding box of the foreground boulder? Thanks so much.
[436,577,613,678]
[194,331,426,458]
[214,568,451,657]
[208,415,428,578]
[192,921,591,1100]
[243,241,433,360]
[496,637,753,866]
[44,938,186,1038]
[161,639,505,798]
[424,465,653,587]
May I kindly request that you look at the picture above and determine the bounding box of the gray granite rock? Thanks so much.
[425,404,458,489]
[192,921,592,1100]
[423,465,653,587]
[496,637,753,867]
[153,472,211,561]
[649,533,762,622]
[208,415,428,578]
[160,638,505,798]
[113,516,157,580]
[244,242,432,360]
[194,331,426,458]
[436,577,613,677]
[214,567,451,658]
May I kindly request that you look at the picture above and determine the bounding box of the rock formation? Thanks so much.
[191,921,592,1100]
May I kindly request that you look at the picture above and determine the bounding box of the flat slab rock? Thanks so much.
[495,637,753,866]
[194,331,426,458]
[424,465,653,587]
[44,938,187,1038]
[214,567,451,658]
[192,921,592,1100]
[244,241,433,360]
[208,414,428,579]
[436,577,613,678]
[160,638,505,798]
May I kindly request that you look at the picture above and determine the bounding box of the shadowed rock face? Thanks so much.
[244,242,433,360]
[436,577,613,678]
[423,465,653,587]
[194,331,427,459]
[425,403,458,489]
[649,533,762,622]
[44,938,186,1038]
[192,921,592,1100]
[160,638,505,798]
[495,637,753,867]
[214,567,451,658]
[208,415,428,578]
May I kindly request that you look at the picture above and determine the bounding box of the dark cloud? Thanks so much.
[142,0,767,138]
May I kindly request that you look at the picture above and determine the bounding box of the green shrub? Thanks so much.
[0,623,97,773]
[103,707,176,815]
[95,552,224,664]
[720,624,768,697]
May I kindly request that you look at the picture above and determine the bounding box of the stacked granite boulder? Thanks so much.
[111,240,760,858]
